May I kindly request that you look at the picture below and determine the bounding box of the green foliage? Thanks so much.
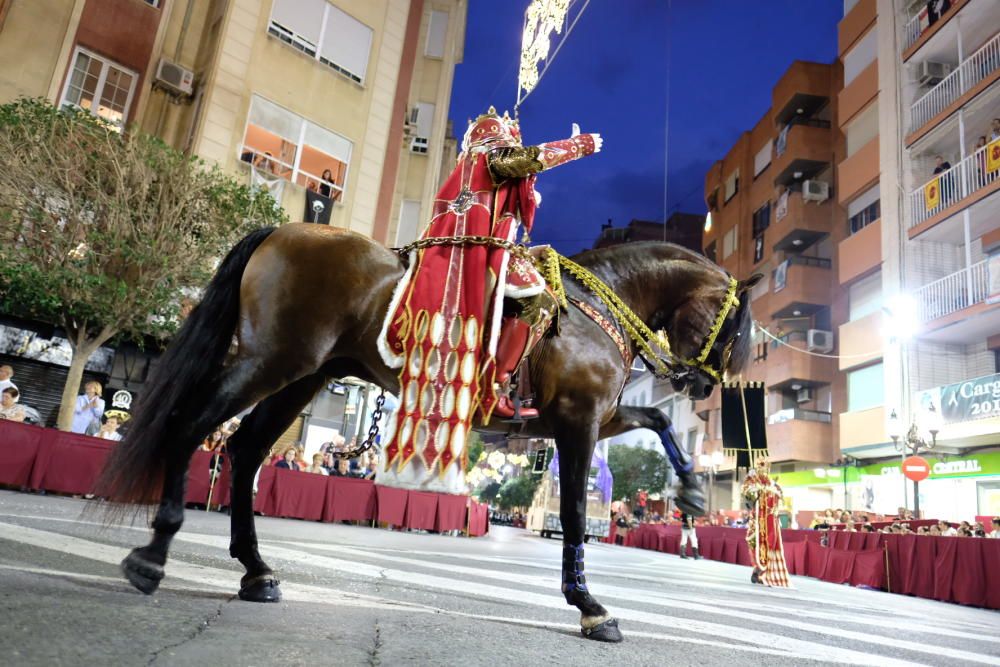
[496,473,541,511]
[0,98,286,348]
[465,432,484,473]
[476,481,501,504]
[607,445,669,504]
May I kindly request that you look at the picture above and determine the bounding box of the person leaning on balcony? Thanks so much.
[991,118,1000,141]
[0,386,26,422]
[973,136,988,182]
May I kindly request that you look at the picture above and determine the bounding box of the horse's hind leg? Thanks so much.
[554,420,623,643]
[599,406,705,516]
[226,373,326,602]
[121,362,263,595]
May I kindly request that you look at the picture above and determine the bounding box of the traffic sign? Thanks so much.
[902,456,930,482]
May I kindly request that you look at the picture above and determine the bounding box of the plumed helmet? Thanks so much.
[461,106,521,152]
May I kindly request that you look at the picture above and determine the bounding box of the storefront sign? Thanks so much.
[916,373,1000,425]
[874,452,998,480]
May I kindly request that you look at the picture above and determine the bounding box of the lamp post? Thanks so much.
[887,405,940,518]
[882,294,920,512]
[832,455,860,511]
[698,450,725,516]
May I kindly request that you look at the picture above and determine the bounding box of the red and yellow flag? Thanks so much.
[987,138,1000,174]
[924,177,940,211]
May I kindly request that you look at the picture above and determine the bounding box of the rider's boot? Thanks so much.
[493,317,538,419]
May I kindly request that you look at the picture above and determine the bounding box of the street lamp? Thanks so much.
[698,450,725,516]
[887,405,939,518]
[832,455,860,511]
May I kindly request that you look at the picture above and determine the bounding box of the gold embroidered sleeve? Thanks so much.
[487,146,544,181]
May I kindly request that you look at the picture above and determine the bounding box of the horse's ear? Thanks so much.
[739,273,764,293]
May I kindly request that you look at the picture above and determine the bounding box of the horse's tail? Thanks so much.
[96,227,277,509]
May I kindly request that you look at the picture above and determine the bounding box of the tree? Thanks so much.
[607,445,669,505]
[496,473,541,511]
[465,431,484,473]
[0,99,285,430]
[477,481,501,504]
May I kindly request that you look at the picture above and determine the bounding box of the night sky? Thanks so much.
[448,0,844,256]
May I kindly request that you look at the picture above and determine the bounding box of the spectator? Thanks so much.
[973,522,986,538]
[0,386,26,422]
[96,415,123,441]
[201,429,226,452]
[838,511,851,524]
[275,447,299,471]
[319,169,335,199]
[71,381,104,434]
[992,118,1000,141]
[928,524,941,536]
[304,453,328,475]
[363,456,378,480]
[294,444,309,471]
[917,526,929,535]
[321,452,337,475]
[989,518,1000,539]
[861,524,875,533]
[0,364,16,392]
[332,459,353,477]
[937,520,957,537]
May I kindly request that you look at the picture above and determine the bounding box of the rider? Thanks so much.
[379,107,602,472]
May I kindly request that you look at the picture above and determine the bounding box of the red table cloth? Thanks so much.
[269,468,328,521]
[376,484,408,526]
[0,420,45,487]
[435,493,469,532]
[324,476,376,523]
[404,491,439,531]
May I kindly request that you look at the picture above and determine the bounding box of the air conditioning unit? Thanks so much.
[796,387,814,404]
[802,179,830,202]
[155,59,194,97]
[807,329,834,353]
[916,61,952,86]
[410,136,429,154]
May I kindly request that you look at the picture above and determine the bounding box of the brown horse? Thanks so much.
[98,223,756,643]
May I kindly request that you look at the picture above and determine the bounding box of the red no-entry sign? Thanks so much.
[902,456,931,482]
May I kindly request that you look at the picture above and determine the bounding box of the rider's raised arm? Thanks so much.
[487,129,602,180]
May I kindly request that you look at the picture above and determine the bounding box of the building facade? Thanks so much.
[833,0,1000,517]
[593,213,704,253]
[0,0,465,242]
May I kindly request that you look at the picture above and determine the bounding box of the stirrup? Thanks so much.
[494,392,538,421]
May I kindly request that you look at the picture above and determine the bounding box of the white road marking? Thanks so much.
[0,521,937,666]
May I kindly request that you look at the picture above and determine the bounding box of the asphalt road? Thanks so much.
[0,490,997,666]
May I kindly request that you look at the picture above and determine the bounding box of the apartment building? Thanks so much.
[0,0,465,243]
[698,61,846,509]
[0,0,465,438]
[593,213,704,254]
[835,0,1000,519]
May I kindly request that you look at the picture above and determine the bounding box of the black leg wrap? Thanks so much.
[582,617,623,643]
[561,544,588,603]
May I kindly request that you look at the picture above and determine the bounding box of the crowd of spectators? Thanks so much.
[265,436,377,480]
[806,507,1000,539]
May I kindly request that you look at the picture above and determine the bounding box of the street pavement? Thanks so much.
[0,490,997,667]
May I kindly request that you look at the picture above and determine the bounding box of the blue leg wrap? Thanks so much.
[659,423,693,475]
[561,544,588,599]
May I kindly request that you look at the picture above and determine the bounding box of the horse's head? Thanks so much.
[660,272,761,400]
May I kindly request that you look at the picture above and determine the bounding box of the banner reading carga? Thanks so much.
[921,373,1000,425]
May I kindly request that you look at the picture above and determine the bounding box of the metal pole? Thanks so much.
[913,479,920,519]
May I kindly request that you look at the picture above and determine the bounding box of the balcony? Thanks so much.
[840,406,885,452]
[766,411,835,463]
[837,311,883,372]
[909,32,1000,137]
[773,123,833,189]
[770,191,833,253]
[770,255,833,319]
[915,260,989,323]
[901,0,969,56]
[764,331,836,390]
[908,143,1000,233]
[838,217,881,285]
[837,137,879,204]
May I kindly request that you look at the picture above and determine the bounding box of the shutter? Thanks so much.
[319,5,373,82]
[0,354,108,427]
[274,415,304,452]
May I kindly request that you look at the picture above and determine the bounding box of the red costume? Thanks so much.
[741,462,791,588]
[378,108,600,476]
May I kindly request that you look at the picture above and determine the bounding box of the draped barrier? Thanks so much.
[0,420,488,536]
[623,523,999,610]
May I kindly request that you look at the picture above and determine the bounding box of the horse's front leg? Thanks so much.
[600,406,705,516]
[554,421,623,643]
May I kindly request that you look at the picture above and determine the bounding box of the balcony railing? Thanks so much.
[915,259,989,322]
[910,32,1000,132]
[909,143,999,227]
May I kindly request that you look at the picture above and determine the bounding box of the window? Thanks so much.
[686,429,698,453]
[848,272,882,321]
[752,202,771,236]
[409,102,435,153]
[723,227,738,259]
[60,48,137,130]
[843,26,877,86]
[848,183,881,235]
[705,240,717,263]
[753,139,773,177]
[240,94,353,203]
[724,169,740,203]
[268,0,373,84]
[143,0,160,7]
[847,363,883,411]
[845,102,878,157]
[425,10,449,58]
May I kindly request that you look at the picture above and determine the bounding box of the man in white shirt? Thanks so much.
[937,520,958,537]
[0,365,16,393]
[989,517,1000,539]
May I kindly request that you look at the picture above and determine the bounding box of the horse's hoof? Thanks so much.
[121,550,165,595]
[238,574,281,603]
[582,617,623,643]
[675,477,706,517]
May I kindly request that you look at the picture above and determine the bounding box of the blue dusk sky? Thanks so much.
[448,0,844,255]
